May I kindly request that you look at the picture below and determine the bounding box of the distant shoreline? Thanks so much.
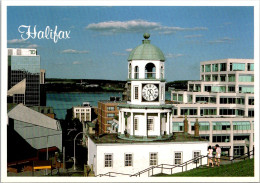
[46,90,124,94]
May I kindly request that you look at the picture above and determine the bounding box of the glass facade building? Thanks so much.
[8,53,40,106]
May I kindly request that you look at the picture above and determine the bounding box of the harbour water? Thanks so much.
[47,91,171,120]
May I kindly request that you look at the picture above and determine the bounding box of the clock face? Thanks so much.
[142,84,159,101]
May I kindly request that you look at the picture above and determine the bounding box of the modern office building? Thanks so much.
[97,97,123,134]
[171,58,254,157]
[87,34,208,177]
[8,48,40,106]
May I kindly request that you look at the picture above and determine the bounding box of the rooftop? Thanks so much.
[128,33,165,61]
[87,132,207,144]
[8,104,61,130]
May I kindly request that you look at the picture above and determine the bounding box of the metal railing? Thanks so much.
[96,149,254,177]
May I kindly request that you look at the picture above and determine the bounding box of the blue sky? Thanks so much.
[7,6,254,81]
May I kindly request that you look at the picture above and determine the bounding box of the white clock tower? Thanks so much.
[118,33,173,140]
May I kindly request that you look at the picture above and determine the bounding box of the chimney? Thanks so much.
[194,119,200,137]
[183,115,189,133]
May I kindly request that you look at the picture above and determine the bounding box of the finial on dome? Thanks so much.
[143,33,150,39]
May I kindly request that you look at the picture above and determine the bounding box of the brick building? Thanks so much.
[97,97,124,134]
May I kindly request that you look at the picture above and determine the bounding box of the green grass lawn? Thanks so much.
[154,158,254,177]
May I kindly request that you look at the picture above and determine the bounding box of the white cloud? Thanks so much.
[184,34,203,38]
[112,52,128,56]
[27,44,38,48]
[86,19,208,34]
[165,53,184,59]
[61,49,89,54]
[7,39,27,44]
[158,26,207,35]
[208,37,234,44]
[72,61,81,65]
[86,20,160,33]
[125,48,133,52]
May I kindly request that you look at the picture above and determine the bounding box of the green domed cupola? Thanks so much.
[128,33,165,61]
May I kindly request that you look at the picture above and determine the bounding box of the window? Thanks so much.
[150,153,158,166]
[107,113,115,117]
[173,109,177,116]
[147,118,154,130]
[134,86,139,100]
[228,74,235,82]
[172,122,183,132]
[195,84,201,92]
[191,122,209,131]
[188,95,193,103]
[193,151,201,163]
[248,98,254,105]
[104,154,113,167]
[125,154,133,166]
[248,110,254,117]
[205,75,211,81]
[228,86,235,93]
[212,86,226,93]
[200,135,210,141]
[172,93,177,101]
[200,108,217,116]
[239,75,254,82]
[239,86,254,93]
[201,65,204,72]
[107,120,114,124]
[205,64,211,72]
[212,64,218,72]
[231,63,245,71]
[233,135,250,141]
[107,106,115,111]
[145,63,156,79]
[189,84,194,91]
[212,75,218,81]
[213,135,230,142]
[247,63,254,71]
[220,63,227,71]
[201,75,204,81]
[178,94,183,102]
[134,66,139,79]
[204,86,211,92]
[128,63,132,79]
[213,122,231,130]
[234,146,244,156]
[220,75,226,82]
[181,108,197,115]
[174,152,182,165]
[134,118,138,130]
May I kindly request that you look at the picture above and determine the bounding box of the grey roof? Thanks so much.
[8,104,61,130]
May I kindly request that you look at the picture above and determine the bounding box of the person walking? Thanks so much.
[207,146,214,167]
[215,144,221,166]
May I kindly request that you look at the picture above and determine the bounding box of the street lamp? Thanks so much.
[74,132,84,170]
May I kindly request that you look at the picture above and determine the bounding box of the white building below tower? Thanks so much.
[87,34,208,177]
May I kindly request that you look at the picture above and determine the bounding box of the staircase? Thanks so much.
[96,150,254,177]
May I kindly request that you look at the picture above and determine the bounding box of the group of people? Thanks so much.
[207,144,221,167]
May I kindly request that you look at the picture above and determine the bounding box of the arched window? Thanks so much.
[161,65,164,79]
[145,63,156,79]
[134,66,139,79]
[128,63,132,79]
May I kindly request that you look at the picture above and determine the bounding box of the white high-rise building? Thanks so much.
[171,59,254,157]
